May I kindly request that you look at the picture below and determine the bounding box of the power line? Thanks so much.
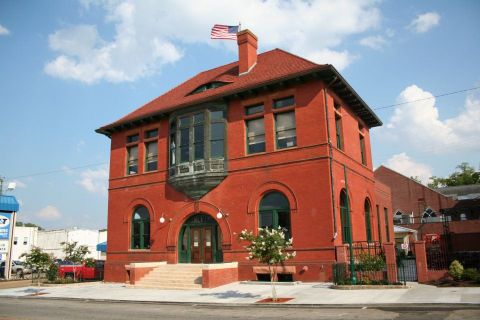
[9,162,108,180]
[373,86,480,111]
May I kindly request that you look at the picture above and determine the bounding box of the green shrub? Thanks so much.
[449,260,464,280]
[84,258,95,267]
[356,252,386,271]
[46,263,58,282]
[462,268,478,281]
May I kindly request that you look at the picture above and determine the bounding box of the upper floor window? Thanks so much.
[245,103,264,115]
[259,192,291,239]
[359,134,366,165]
[275,111,296,149]
[334,102,343,151]
[273,96,295,109]
[131,206,150,249]
[23,237,28,245]
[127,134,139,143]
[145,141,158,172]
[127,145,138,175]
[384,207,390,242]
[144,129,158,139]
[246,118,265,154]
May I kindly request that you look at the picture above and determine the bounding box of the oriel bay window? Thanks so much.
[168,106,227,199]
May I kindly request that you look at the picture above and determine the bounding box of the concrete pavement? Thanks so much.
[0,281,479,305]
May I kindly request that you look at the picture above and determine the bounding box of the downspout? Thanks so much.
[324,80,338,240]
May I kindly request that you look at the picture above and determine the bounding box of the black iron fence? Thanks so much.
[333,263,401,285]
[347,241,383,261]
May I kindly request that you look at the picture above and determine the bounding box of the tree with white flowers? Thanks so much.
[238,227,296,301]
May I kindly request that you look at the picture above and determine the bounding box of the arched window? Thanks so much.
[364,199,372,242]
[131,206,150,249]
[259,192,291,238]
[340,190,352,243]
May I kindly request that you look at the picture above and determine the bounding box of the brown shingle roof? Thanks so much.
[97,48,381,135]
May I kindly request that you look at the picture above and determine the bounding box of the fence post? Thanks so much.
[413,241,429,283]
[382,242,398,283]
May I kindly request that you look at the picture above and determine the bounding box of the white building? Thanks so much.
[9,227,107,261]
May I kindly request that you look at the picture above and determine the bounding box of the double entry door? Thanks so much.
[190,226,213,263]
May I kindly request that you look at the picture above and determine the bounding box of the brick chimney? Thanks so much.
[237,29,258,75]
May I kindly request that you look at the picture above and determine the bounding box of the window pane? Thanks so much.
[127,146,138,175]
[127,134,139,143]
[194,143,204,160]
[260,212,274,229]
[245,104,264,115]
[194,125,204,142]
[278,210,291,238]
[277,130,296,149]
[144,129,158,139]
[145,141,158,172]
[273,96,295,109]
[180,146,189,163]
[260,192,289,210]
[180,128,190,146]
[210,110,225,121]
[247,118,265,153]
[179,116,191,127]
[170,120,176,131]
[194,113,204,124]
[211,140,224,158]
[170,134,176,165]
[211,123,225,140]
[276,112,295,130]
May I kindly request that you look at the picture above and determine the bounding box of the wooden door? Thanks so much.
[190,227,214,263]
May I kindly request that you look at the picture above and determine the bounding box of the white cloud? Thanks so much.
[0,24,10,35]
[36,205,62,220]
[385,84,480,154]
[359,35,387,50]
[45,0,381,83]
[77,165,109,196]
[409,12,440,33]
[385,153,432,184]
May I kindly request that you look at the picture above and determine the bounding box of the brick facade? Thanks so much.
[99,30,391,283]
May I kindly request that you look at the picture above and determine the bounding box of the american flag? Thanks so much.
[210,24,239,40]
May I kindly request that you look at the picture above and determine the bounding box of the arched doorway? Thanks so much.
[178,214,223,263]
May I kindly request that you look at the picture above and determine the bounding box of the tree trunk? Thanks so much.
[268,264,277,302]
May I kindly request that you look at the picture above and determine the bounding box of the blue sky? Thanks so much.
[0,0,479,230]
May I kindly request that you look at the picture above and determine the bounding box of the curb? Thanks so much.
[2,296,480,309]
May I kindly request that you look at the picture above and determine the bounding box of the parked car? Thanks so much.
[58,260,104,281]
[0,260,33,278]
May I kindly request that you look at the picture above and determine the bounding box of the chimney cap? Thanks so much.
[237,29,258,41]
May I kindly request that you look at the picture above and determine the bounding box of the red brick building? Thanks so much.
[97,30,393,284]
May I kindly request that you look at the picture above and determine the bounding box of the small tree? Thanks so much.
[60,241,90,282]
[20,247,52,285]
[238,227,296,301]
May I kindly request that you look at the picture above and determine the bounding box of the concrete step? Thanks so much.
[134,264,204,290]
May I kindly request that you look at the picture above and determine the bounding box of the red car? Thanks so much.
[58,260,104,281]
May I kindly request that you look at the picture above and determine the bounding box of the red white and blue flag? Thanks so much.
[210,24,240,40]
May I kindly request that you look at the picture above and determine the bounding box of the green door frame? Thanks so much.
[178,214,223,263]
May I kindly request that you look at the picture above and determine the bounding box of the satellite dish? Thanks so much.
[7,182,16,191]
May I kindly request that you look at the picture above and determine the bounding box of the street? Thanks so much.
[0,298,479,320]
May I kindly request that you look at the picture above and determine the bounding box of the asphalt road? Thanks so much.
[0,298,479,320]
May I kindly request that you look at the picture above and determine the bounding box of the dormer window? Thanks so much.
[189,81,229,95]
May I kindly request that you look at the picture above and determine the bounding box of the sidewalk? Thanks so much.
[0,281,479,306]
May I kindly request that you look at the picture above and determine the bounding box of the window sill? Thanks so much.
[129,249,151,252]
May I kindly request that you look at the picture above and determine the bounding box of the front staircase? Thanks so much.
[134,264,204,290]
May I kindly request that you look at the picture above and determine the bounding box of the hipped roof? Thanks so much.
[96,49,382,136]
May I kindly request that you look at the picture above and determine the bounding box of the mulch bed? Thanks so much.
[256,297,294,303]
